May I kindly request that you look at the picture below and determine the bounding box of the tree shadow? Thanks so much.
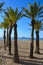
[0,54,43,65]
[39,53,43,55]
[18,59,43,65]
[0,55,13,59]
[34,57,43,60]
[40,48,43,50]
[19,55,43,60]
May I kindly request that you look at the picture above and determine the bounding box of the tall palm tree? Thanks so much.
[7,7,23,62]
[22,1,43,58]
[9,23,12,55]
[1,21,9,50]
[34,21,42,54]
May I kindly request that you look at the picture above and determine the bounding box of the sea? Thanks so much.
[0,37,43,40]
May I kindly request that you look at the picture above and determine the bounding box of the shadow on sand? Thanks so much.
[38,53,43,55]
[0,54,43,65]
[18,59,43,65]
[19,55,43,60]
[40,48,43,50]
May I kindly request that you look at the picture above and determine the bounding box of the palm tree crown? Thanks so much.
[5,7,23,24]
[22,1,43,20]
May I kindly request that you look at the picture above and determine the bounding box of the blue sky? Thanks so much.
[0,0,43,38]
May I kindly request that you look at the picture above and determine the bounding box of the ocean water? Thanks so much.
[0,37,43,40]
[11,37,43,40]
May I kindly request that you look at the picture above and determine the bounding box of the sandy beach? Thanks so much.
[0,40,43,65]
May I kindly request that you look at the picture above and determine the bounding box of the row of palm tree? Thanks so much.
[0,1,43,63]
[5,7,24,62]
[0,5,23,62]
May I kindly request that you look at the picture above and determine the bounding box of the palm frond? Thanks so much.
[7,7,16,21]
[16,10,23,21]
[1,21,9,29]
[38,6,43,12]
[38,11,43,16]
[22,14,31,18]
[15,8,18,16]
[0,23,2,28]
[38,15,43,18]
[22,7,32,17]
[0,2,4,9]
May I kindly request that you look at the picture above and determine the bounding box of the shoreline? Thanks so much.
[18,39,43,40]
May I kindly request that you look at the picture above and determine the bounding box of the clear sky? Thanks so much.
[0,0,43,38]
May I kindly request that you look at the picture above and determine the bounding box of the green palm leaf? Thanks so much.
[22,7,32,17]
[38,11,43,16]
[15,8,18,16]
[16,10,23,21]
[38,15,43,18]
[38,6,43,12]
[0,2,4,9]
[23,1,43,20]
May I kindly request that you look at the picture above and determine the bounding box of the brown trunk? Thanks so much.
[35,31,40,54]
[4,29,6,50]
[14,24,19,63]
[9,25,12,55]
[29,19,35,58]
[7,27,9,47]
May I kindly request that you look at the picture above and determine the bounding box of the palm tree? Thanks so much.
[34,21,42,54]
[22,1,43,58]
[9,23,12,55]
[7,7,23,62]
[1,20,9,50]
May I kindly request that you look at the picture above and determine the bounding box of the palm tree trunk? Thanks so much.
[7,27,9,47]
[9,25,12,55]
[35,31,40,54]
[30,19,34,58]
[14,23,19,63]
[4,29,6,50]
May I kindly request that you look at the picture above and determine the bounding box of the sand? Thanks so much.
[0,40,43,65]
